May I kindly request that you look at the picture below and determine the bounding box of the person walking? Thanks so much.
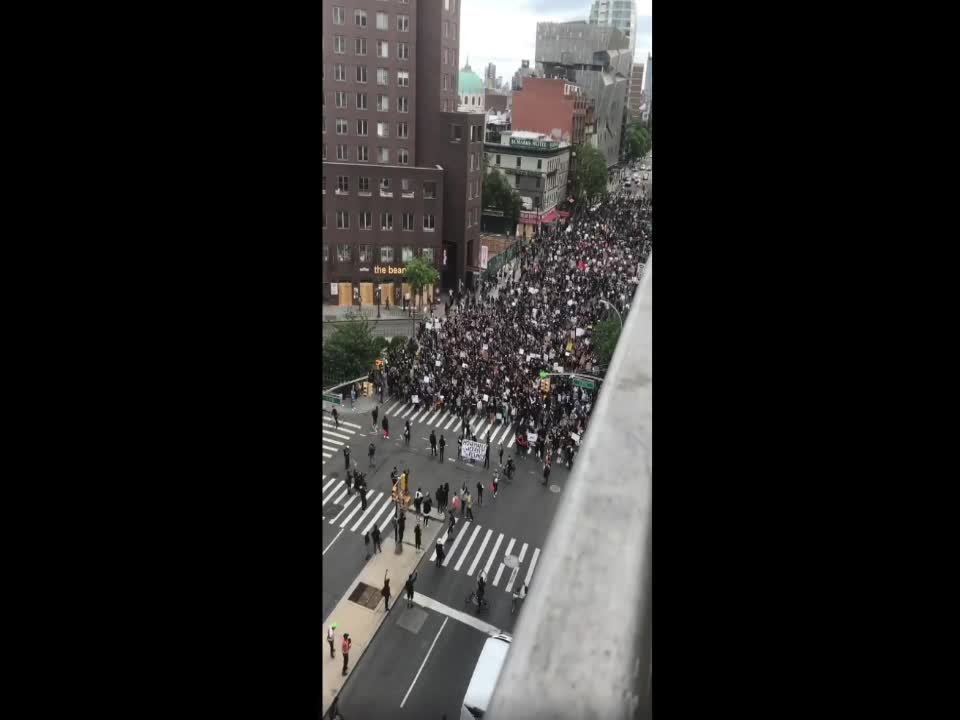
[391,515,399,544]
[358,478,368,511]
[327,623,337,659]
[343,446,351,472]
[372,525,382,553]
[542,461,551,485]
[382,414,390,439]
[351,386,357,408]
[368,441,376,467]
[435,487,443,517]
[405,571,418,607]
[371,405,379,431]
[332,407,339,429]
[439,434,446,461]
[422,496,432,527]
[414,521,422,551]
[382,576,391,611]
[465,491,474,522]
[364,532,371,560]
[414,488,423,516]
[483,443,490,469]
[435,536,446,567]
[492,475,499,499]
[430,430,437,457]
[341,633,352,675]
[451,493,461,518]
[476,480,484,506]
[398,512,406,544]
[498,444,504,465]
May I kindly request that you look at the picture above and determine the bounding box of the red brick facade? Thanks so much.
[511,78,587,146]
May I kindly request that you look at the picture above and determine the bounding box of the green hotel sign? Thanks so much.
[509,137,559,150]
[323,393,342,405]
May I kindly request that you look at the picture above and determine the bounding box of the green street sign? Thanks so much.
[539,371,549,379]
[323,393,342,406]
[572,377,595,390]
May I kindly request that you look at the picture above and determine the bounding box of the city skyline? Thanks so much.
[461,0,651,89]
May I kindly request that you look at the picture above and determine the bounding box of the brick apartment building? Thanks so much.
[322,0,484,307]
[511,77,588,146]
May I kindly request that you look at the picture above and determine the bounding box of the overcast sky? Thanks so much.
[460,0,651,85]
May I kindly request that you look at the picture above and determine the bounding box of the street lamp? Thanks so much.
[599,299,623,328]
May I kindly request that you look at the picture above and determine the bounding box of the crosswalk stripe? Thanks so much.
[492,538,516,586]
[505,543,529,593]
[425,410,441,425]
[444,414,457,430]
[394,403,410,418]
[362,498,393,536]
[386,401,403,414]
[379,507,397,533]
[329,494,358,524]
[322,445,340,453]
[334,418,363,429]
[323,437,345,446]
[322,452,332,459]
[507,432,517,447]
[453,417,463,431]
[322,477,338,492]
[409,407,426,423]
[351,493,386,532]
[524,547,541,586]
[433,410,449,427]
[401,404,416,419]
[482,533,504,577]
[443,521,472,566]
[321,481,345,506]
[454,526,482,571]
[340,491,373,527]
[322,428,354,441]
[477,420,493,439]
[322,421,361,433]
[467,529,493,577]
[330,486,350,508]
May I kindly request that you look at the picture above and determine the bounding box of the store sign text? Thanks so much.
[374,265,406,275]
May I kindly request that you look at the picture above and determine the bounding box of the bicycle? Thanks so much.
[465,590,489,611]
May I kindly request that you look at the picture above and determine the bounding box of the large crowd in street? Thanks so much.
[377,189,652,472]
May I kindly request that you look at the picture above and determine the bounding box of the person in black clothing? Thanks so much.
[483,444,490,469]
[368,442,376,467]
[403,425,410,446]
[371,525,382,553]
[542,462,551,485]
[498,444,504,465]
[343,446,351,472]
[438,434,446,461]
[430,430,437,456]
[357,476,368,510]
[398,512,406,544]
[332,407,339,428]
[422,496,432,526]
[405,571,418,607]
[371,405,379,431]
[414,522,422,551]
[476,480,484,506]
[382,415,390,439]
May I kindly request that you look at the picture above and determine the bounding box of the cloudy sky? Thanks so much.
[459,0,651,85]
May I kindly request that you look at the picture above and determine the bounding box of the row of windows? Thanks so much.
[330,65,412,89]
[325,210,437,232]
[324,90,410,112]
[322,119,410,138]
[330,37,411,61]
[448,124,484,143]
[322,177,438,198]
[332,8,411,31]
[323,245,436,264]
[488,153,568,174]
[323,145,412,163]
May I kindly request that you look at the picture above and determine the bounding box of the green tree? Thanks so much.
[482,164,522,233]
[626,125,651,161]
[323,317,380,388]
[403,255,440,310]
[592,317,622,366]
[573,143,608,202]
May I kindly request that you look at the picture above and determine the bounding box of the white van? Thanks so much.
[460,632,512,719]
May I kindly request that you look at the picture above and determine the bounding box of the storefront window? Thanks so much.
[402,246,414,263]
[380,246,394,263]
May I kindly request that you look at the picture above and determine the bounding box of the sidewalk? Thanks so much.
[322,303,448,322]
[322,517,444,717]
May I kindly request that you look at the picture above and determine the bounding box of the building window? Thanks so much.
[336,118,347,135]
[398,14,409,31]
[442,48,448,65]
[336,211,349,229]
[377,121,390,138]
[355,8,367,26]
[424,181,437,199]
[422,247,435,262]
[402,212,414,231]
[398,96,409,113]
[357,119,368,136]
[322,115,326,133]
[357,145,369,161]
[359,245,372,263]
[496,154,501,165]
[402,246,414,262]
[323,143,326,160]
[323,244,329,261]
[356,65,367,83]
[334,35,345,54]
[377,67,389,85]
[377,94,389,111]
[322,176,326,193]
[444,20,449,37]
[441,74,448,91]
[337,144,348,160]
[398,42,409,60]
[359,177,371,193]
[449,124,462,142]
[398,149,409,165]
[397,71,409,87]
[337,243,352,261]
[337,176,349,193]
[333,6,344,24]
[356,92,368,110]
[380,246,394,263]
[355,37,367,55]
[423,213,436,231]
[535,178,540,189]
[335,91,346,108]
[381,212,394,230]
[322,214,326,229]
[379,147,390,163]
[377,40,389,59]
[380,177,391,194]
[398,122,409,138]
[401,178,414,196]
[335,64,345,81]
[376,12,388,30]
[360,211,372,229]
[537,159,542,169]
[516,156,522,168]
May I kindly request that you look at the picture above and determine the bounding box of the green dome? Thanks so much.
[459,68,484,95]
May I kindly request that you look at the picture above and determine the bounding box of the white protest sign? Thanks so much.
[482,344,488,351]
[461,440,487,462]
[436,360,442,367]
[483,394,489,402]
[462,362,468,368]
[411,395,419,404]
[527,432,538,444]
[570,432,581,443]
[576,328,585,337]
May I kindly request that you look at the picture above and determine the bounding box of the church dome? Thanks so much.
[459,66,484,95]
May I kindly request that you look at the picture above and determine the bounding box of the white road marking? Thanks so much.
[483,533,505,577]
[467,529,493,577]
[322,528,344,555]
[524,547,541,586]
[412,591,501,638]
[330,486,350,509]
[322,445,340,453]
[322,481,345,505]
[425,410,442,425]
[362,498,393,536]
[386,401,403,414]
[401,404,415,419]
[323,437,345,446]
[351,493,386,532]
[322,477,338,492]
[434,410,450,426]
[329,495,357,524]
[409,407,426,422]
[505,543,528,593]
[321,428,354,441]
[400,616,448,709]
[443,414,457,430]
[496,424,513,444]
[507,432,517,447]
[492,538,516,586]
[380,507,397,533]
[443,522,472,567]
[340,490,373,527]
[454,526,482,571]
[322,453,332,459]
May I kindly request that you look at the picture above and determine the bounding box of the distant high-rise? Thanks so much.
[628,62,644,124]
[589,0,637,52]
[512,59,533,91]
[484,62,497,89]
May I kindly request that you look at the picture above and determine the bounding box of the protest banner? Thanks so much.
[461,440,487,462]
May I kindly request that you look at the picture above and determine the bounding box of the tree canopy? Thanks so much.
[323,317,380,388]
[592,317,622,367]
[403,255,440,309]
[572,143,608,202]
[482,162,522,233]
[626,125,652,161]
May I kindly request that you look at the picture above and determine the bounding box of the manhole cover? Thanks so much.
[348,582,382,610]
[327,504,343,515]
[549,484,562,493]
[396,607,427,634]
